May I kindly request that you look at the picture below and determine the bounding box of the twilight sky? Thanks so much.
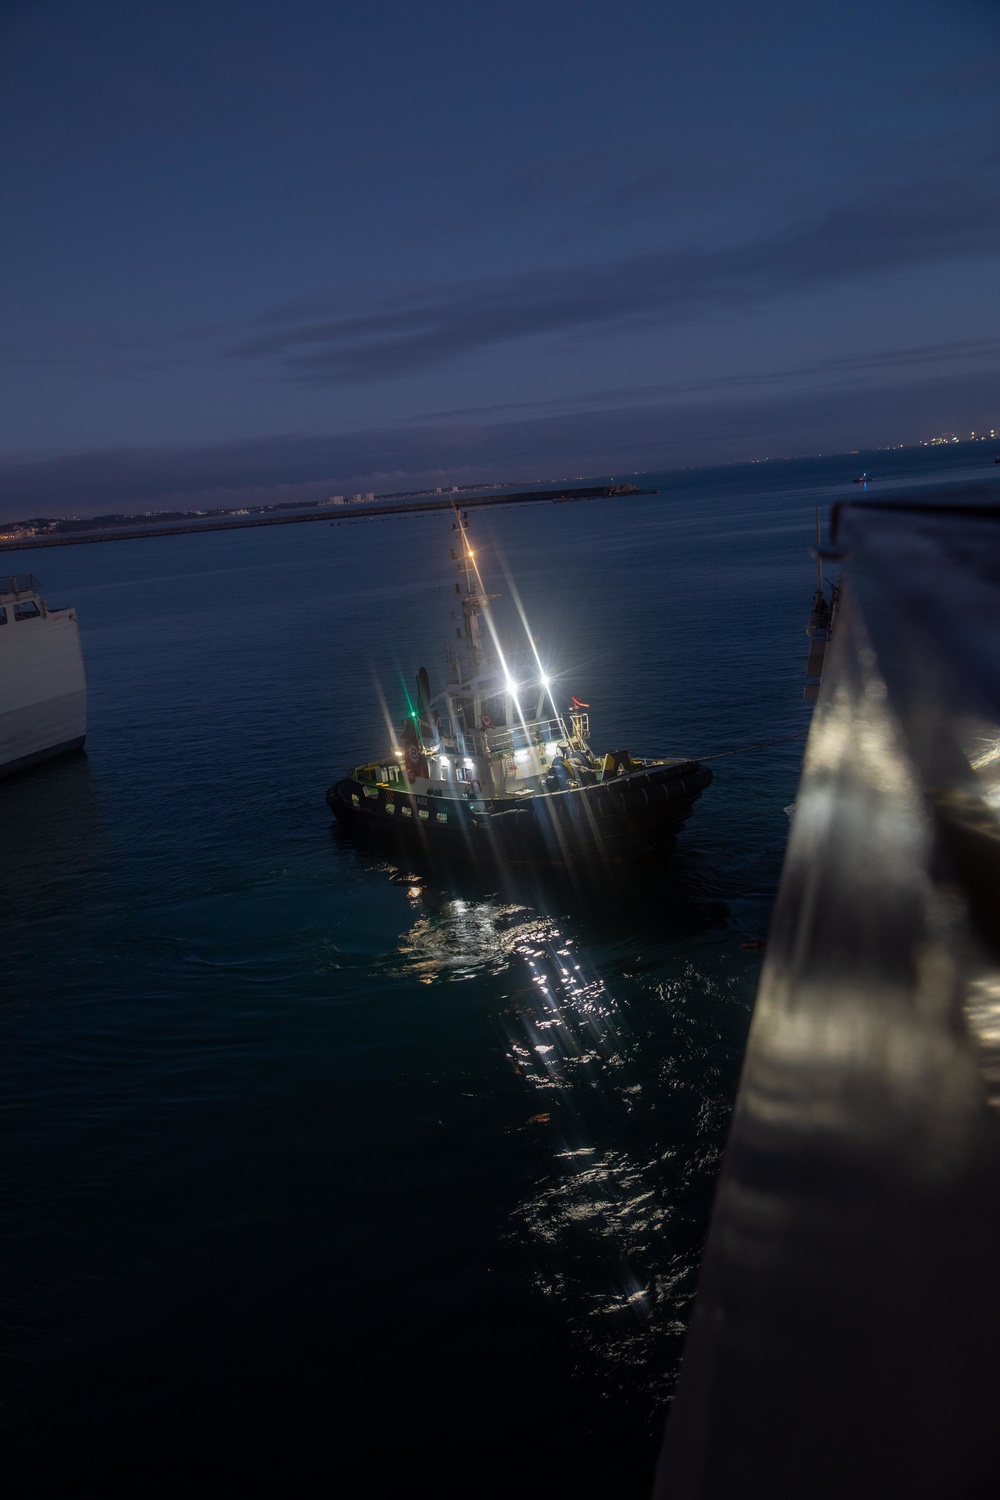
[1,0,999,516]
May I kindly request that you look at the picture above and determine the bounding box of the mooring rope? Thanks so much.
[653,729,809,763]
[699,729,808,761]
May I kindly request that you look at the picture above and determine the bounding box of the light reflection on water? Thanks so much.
[385,861,745,1402]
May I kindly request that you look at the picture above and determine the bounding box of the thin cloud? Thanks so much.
[2,364,998,521]
[226,154,1000,384]
[402,336,1000,424]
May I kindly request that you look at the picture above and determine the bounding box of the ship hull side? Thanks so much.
[0,610,88,777]
[327,762,713,868]
[0,726,87,777]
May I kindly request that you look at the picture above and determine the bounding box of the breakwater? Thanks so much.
[0,484,650,552]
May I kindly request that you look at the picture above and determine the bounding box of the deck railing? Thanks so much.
[0,574,38,598]
[354,762,404,785]
[489,717,565,757]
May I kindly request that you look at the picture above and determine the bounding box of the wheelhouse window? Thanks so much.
[0,607,7,625]
[480,694,507,728]
[14,601,40,620]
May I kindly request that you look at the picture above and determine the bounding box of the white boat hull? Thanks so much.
[0,585,87,777]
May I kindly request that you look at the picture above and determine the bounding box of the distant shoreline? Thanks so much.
[0,483,650,553]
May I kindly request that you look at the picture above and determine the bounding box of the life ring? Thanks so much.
[470,778,482,793]
[481,714,492,728]
[406,743,421,766]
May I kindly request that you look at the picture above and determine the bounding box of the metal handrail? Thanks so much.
[655,497,1000,1500]
[489,717,565,756]
[0,574,38,597]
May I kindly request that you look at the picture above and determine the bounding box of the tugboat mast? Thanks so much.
[455,517,484,678]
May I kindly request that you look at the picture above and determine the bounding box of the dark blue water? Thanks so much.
[3,443,998,1498]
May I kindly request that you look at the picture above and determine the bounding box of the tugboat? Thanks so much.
[326,514,712,866]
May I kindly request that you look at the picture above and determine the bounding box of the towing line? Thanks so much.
[654,730,809,763]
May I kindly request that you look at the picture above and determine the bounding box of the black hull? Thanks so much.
[326,761,712,868]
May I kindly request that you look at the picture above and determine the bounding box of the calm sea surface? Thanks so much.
[3,444,998,1497]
